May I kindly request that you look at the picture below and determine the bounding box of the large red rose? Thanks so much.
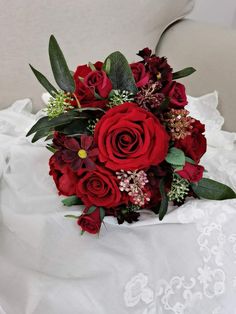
[94,102,170,171]
[49,155,78,196]
[77,206,101,234]
[73,62,108,108]
[130,62,149,87]
[76,166,123,207]
[162,81,188,108]
[175,120,207,163]
[176,162,204,183]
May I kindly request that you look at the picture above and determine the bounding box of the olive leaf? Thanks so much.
[49,35,75,92]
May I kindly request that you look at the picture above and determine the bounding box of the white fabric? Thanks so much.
[0,93,236,314]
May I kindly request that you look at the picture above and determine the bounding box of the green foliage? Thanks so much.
[104,51,138,94]
[62,195,83,206]
[173,67,196,80]
[158,178,169,221]
[49,35,75,93]
[191,178,236,200]
[165,147,185,167]
[29,64,57,96]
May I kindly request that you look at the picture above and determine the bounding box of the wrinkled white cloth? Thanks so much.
[0,93,236,314]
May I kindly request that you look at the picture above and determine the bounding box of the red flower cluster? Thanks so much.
[27,37,235,237]
[45,48,208,234]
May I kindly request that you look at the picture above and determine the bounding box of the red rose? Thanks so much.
[49,155,78,196]
[76,166,123,207]
[77,206,101,234]
[73,62,108,108]
[175,120,207,163]
[84,70,112,98]
[176,162,204,183]
[94,102,170,171]
[130,62,149,87]
[162,81,188,108]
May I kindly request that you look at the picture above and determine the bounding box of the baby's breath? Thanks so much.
[108,90,134,108]
[168,173,190,202]
[45,90,73,119]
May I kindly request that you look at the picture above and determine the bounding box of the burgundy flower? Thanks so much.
[54,134,98,171]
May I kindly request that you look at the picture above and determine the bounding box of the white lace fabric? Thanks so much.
[0,93,236,314]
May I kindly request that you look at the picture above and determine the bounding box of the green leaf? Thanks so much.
[49,35,75,92]
[99,207,105,221]
[159,179,169,220]
[88,62,96,71]
[104,51,138,94]
[26,110,78,137]
[46,144,57,153]
[31,128,53,143]
[103,58,111,74]
[64,214,80,219]
[185,157,196,164]
[29,64,57,96]
[165,147,185,166]
[86,206,97,215]
[173,67,196,80]
[62,195,83,206]
[159,97,170,112]
[191,178,236,200]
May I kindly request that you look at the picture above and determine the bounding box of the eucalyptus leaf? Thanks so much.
[88,62,96,71]
[26,111,78,137]
[173,67,196,80]
[103,58,111,74]
[104,51,138,94]
[100,207,106,221]
[46,145,57,153]
[185,157,196,164]
[29,65,57,96]
[62,195,83,206]
[49,35,75,92]
[165,147,185,166]
[191,178,236,200]
[159,179,169,221]
[86,206,97,215]
[31,128,53,143]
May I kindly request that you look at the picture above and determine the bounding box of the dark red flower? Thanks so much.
[53,133,98,171]
[73,62,108,108]
[162,81,188,108]
[49,155,78,196]
[77,206,101,234]
[137,48,173,85]
[175,120,207,163]
[176,162,204,183]
[130,62,149,87]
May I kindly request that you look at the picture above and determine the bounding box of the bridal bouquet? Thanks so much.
[27,36,236,235]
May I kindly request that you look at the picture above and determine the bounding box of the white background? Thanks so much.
[189,0,236,28]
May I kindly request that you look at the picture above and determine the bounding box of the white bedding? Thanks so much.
[0,93,236,314]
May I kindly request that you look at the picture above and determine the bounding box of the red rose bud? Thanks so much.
[94,102,170,171]
[84,70,112,98]
[162,81,188,108]
[77,207,101,234]
[130,62,149,87]
[73,62,108,108]
[176,162,204,183]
